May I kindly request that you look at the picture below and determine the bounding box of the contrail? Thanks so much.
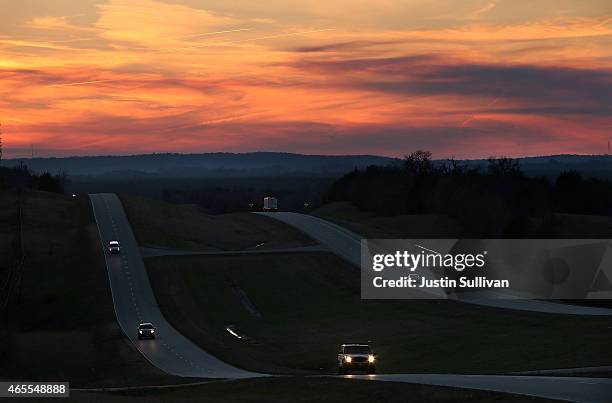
[231,28,336,43]
[198,112,263,126]
[160,111,263,133]
[487,96,501,106]
[472,2,496,16]
[461,116,476,127]
[461,94,502,127]
[180,28,251,39]
[185,28,336,49]
[48,79,116,87]
[48,37,94,44]
[199,115,249,126]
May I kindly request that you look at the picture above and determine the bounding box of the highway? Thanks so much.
[90,194,612,401]
[90,193,259,378]
[258,212,612,316]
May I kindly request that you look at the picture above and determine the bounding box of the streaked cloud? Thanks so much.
[48,79,118,87]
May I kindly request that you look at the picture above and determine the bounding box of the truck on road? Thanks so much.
[338,344,376,375]
[263,197,278,212]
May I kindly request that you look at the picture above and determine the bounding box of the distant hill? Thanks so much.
[3,152,612,180]
[452,154,612,181]
[2,152,397,178]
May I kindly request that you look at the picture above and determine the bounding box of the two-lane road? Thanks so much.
[90,193,259,378]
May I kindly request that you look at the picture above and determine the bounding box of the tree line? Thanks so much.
[0,165,65,194]
[325,150,612,237]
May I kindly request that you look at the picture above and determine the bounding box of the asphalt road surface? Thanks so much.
[258,212,612,316]
[90,193,259,378]
[89,195,612,401]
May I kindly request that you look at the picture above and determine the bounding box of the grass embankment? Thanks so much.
[147,253,612,375]
[65,377,556,403]
[0,190,194,387]
[313,202,464,238]
[0,189,18,291]
[313,202,612,239]
[120,194,314,251]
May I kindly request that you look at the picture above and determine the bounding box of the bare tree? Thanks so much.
[487,156,522,177]
[403,150,434,175]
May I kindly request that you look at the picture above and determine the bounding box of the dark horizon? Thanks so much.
[3,150,612,162]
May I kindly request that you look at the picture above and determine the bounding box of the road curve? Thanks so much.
[257,212,612,316]
[90,193,260,378]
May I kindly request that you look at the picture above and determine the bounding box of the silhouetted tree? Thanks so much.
[38,173,63,193]
[487,156,522,177]
[403,150,434,175]
[439,157,477,176]
[555,170,612,215]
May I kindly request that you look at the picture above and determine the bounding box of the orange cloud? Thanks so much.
[95,0,238,48]
[0,1,610,158]
[27,16,97,33]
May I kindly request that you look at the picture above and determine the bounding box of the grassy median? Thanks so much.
[120,194,314,251]
[146,252,612,375]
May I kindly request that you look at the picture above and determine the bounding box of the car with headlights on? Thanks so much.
[137,322,156,339]
[338,343,376,374]
[108,240,121,254]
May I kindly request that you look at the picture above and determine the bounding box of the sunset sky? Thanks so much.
[1,0,611,158]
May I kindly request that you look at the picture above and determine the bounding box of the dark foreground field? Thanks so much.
[31,377,556,403]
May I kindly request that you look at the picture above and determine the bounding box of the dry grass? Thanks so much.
[120,194,315,251]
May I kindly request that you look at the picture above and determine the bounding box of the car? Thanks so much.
[338,344,376,375]
[138,322,156,339]
[108,240,121,254]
